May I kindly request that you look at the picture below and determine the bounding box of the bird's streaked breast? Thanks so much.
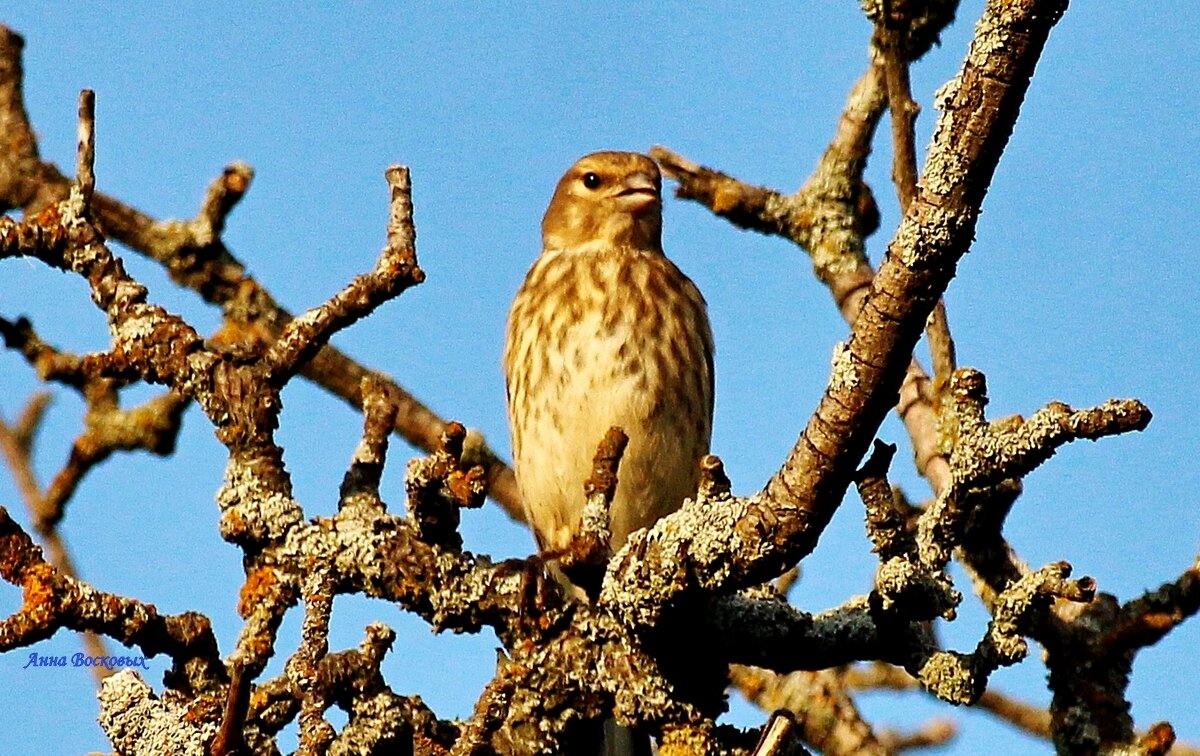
[504,244,713,551]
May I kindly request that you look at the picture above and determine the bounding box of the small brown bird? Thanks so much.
[504,150,713,753]
[505,150,714,558]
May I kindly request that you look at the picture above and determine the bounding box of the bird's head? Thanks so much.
[541,151,663,252]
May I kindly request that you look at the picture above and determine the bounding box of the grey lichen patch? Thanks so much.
[985,616,1030,667]
[915,562,1082,710]
[986,562,1071,662]
[921,148,966,199]
[921,91,969,196]
[600,544,687,630]
[70,238,109,273]
[178,351,219,396]
[351,436,383,467]
[916,490,955,569]
[789,163,871,281]
[829,341,859,393]
[895,208,960,269]
[339,691,413,753]
[602,647,677,724]
[761,191,800,236]
[331,514,397,589]
[112,278,150,311]
[97,671,215,756]
[600,491,752,629]
[946,370,1151,496]
[891,218,923,269]
[426,551,491,633]
[282,520,339,570]
[216,458,304,543]
[965,10,1012,71]
[113,306,159,341]
[875,556,961,620]
[933,76,960,113]
[916,651,977,705]
[671,492,754,586]
[577,491,614,552]
[810,232,867,281]
[275,306,323,351]
[875,557,922,611]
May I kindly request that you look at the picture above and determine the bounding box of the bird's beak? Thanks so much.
[616,173,660,210]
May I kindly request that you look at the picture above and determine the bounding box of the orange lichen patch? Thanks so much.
[709,183,746,215]
[445,466,487,508]
[208,318,270,353]
[31,202,62,226]
[248,686,273,711]
[496,653,532,687]
[221,509,249,539]
[224,170,250,195]
[1138,722,1176,755]
[182,692,224,725]
[238,566,281,618]
[21,561,59,609]
[792,207,815,228]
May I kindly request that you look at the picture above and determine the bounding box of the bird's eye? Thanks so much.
[581,172,602,190]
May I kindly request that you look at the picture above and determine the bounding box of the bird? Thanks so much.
[504,151,714,754]
[505,150,714,560]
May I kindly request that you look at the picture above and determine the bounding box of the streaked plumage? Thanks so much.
[505,150,714,555]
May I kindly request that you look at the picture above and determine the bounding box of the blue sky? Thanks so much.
[1,4,1198,754]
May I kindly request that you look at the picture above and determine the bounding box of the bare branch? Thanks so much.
[1104,555,1200,655]
[99,671,216,756]
[605,0,1078,618]
[2,6,1191,754]
[73,89,95,210]
[0,507,225,690]
[733,666,889,755]
[559,427,628,590]
[0,31,521,520]
[210,665,252,756]
[339,375,401,507]
[266,165,425,382]
[750,711,809,756]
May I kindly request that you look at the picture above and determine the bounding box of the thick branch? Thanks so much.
[758,0,1071,577]
[605,0,1073,615]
